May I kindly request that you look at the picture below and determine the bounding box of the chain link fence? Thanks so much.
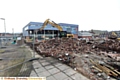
[0,44,33,77]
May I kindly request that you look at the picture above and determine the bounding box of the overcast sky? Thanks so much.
[0,0,120,33]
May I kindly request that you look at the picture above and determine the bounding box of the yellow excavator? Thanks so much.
[39,19,74,38]
[25,19,74,43]
[109,32,120,41]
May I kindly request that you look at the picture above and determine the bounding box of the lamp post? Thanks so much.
[33,30,35,58]
[0,18,6,46]
[12,28,14,38]
[30,30,35,58]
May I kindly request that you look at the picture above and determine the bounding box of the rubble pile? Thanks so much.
[29,38,120,80]
[33,38,89,68]
[95,40,120,53]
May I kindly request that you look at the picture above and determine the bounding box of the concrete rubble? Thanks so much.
[28,38,120,80]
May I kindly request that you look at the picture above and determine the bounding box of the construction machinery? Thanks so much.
[39,19,74,38]
[24,36,33,43]
[108,32,120,41]
[24,19,74,43]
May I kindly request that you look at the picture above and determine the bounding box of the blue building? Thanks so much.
[23,21,79,40]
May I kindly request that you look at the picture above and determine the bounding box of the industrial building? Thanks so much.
[78,31,93,39]
[23,21,79,40]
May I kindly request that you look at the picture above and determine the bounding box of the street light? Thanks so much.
[0,18,6,46]
[30,30,35,58]
[29,30,40,61]
[33,30,35,58]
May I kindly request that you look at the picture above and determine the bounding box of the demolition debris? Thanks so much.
[28,38,120,80]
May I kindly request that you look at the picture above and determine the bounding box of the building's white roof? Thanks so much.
[78,31,92,36]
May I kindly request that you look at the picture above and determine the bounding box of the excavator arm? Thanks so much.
[40,19,63,31]
[39,18,74,38]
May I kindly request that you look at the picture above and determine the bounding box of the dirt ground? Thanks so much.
[0,44,32,77]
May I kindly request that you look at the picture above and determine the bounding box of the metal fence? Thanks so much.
[0,37,13,48]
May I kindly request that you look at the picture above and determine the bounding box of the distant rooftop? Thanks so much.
[89,30,108,35]
[59,23,78,27]
[23,22,78,31]
[78,31,92,36]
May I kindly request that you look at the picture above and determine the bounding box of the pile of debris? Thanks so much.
[33,38,87,69]
[29,38,120,80]
[95,40,120,53]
